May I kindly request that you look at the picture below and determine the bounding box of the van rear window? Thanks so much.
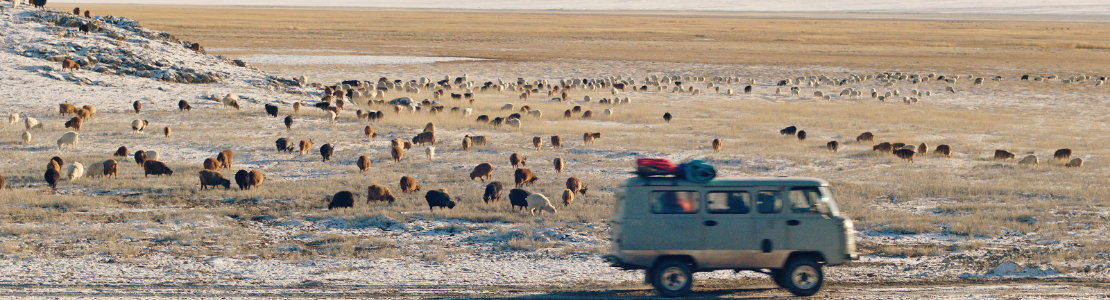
[651,191,699,214]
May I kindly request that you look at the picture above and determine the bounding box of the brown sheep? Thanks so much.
[551,135,562,149]
[61,58,80,71]
[400,175,421,194]
[203,158,219,171]
[918,143,929,156]
[509,153,526,168]
[712,138,722,153]
[198,170,231,190]
[935,144,953,157]
[893,149,916,162]
[391,145,403,162]
[357,155,370,173]
[553,158,566,173]
[566,177,588,195]
[873,142,894,153]
[364,125,377,138]
[143,160,173,177]
[103,160,118,178]
[64,117,82,131]
[132,100,141,114]
[412,131,435,145]
[1066,158,1084,168]
[217,150,234,170]
[470,163,494,181]
[856,131,875,142]
[248,170,265,189]
[320,144,334,162]
[513,168,538,187]
[462,136,472,151]
[114,146,128,157]
[827,140,839,152]
[59,103,78,116]
[532,136,542,150]
[299,140,313,155]
[994,149,1015,160]
[366,184,396,203]
[1054,148,1072,160]
[562,189,574,206]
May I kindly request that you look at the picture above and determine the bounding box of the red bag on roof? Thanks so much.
[637,158,678,173]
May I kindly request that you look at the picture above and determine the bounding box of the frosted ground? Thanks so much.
[2,4,1110,298]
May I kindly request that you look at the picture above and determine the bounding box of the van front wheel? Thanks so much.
[650,259,693,297]
[781,258,823,296]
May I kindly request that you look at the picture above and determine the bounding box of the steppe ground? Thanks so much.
[5,3,1110,297]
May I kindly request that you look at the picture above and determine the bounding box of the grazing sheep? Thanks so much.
[425,189,456,211]
[131,119,148,133]
[827,140,839,152]
[203,158,219,171]
[400,176,421,194]
[994,149,1015,160]
[509,153,526,168]
[356,155,371,173]
[483,181,503,203]
[320,144,334,162]
[61,58,80,71]
[62,162,84,181]
[199,170,231,190]
[178,100,191,111]
[264,104,279,117]
[21,131,30,144]
[44,168,60,190]
[390,145,403,162]
[1066,158,1084,168]
[425,146,435,160]
[918,143,929,156]
[551,135,562,149]
[143,160,173,177]
[329,191,355,209]
[24,117,42,130]
[299,140,313,155]
[366,184,397,203]
[873,142,894,153]
[248,170,265,189]
[134,151,148,167]
[217,150,234,170]
[470,163,494,181]
[525,193,557,216]
[132,100,141,114]
[412,131,435,145]
[797,130,807,141]
[893,149,916,162]
[1019,155,1039,165]
[566,177,588,195]
[662,112,673,122]
[553,158,566,173]
[513,168,538,187]
[509,188,530,211]
[562,189,575,206]
[284,115,293,129]
[780,125,798,136]
[1054,148,1072,160]
[57,131,79,150]
[364,125,377,138]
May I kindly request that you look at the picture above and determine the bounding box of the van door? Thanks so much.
[783,187,841,253]
[699,189,757,269]
[751,188,789,268]
[623,190,703,252]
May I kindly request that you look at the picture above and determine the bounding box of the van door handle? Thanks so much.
[787,220,800,226]
[704,220,717,226]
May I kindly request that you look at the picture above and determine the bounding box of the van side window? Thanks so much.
[789,187,821,213]
[756,190,780,214]
[707,192,751,214]
[651,191,699,214]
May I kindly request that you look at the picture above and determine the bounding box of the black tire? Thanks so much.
[650,259,693,297]
[781,257,824,296]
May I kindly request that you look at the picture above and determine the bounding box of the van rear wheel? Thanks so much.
[781,258,823,296]
[650,259,693,297]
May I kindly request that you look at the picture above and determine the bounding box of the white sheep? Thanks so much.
[131,119,148,133]
[425,146,435,160]
[57,131,79,150]
[62,162,85,181]
[525,193,557,216]
[22,130,30,144]
[24,117,41,130]
[86,160,105,178]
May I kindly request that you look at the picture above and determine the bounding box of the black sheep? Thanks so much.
[329,191,354,209]
[425,189,456,211]
[509,188,530,211]
[483,181,503,203]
